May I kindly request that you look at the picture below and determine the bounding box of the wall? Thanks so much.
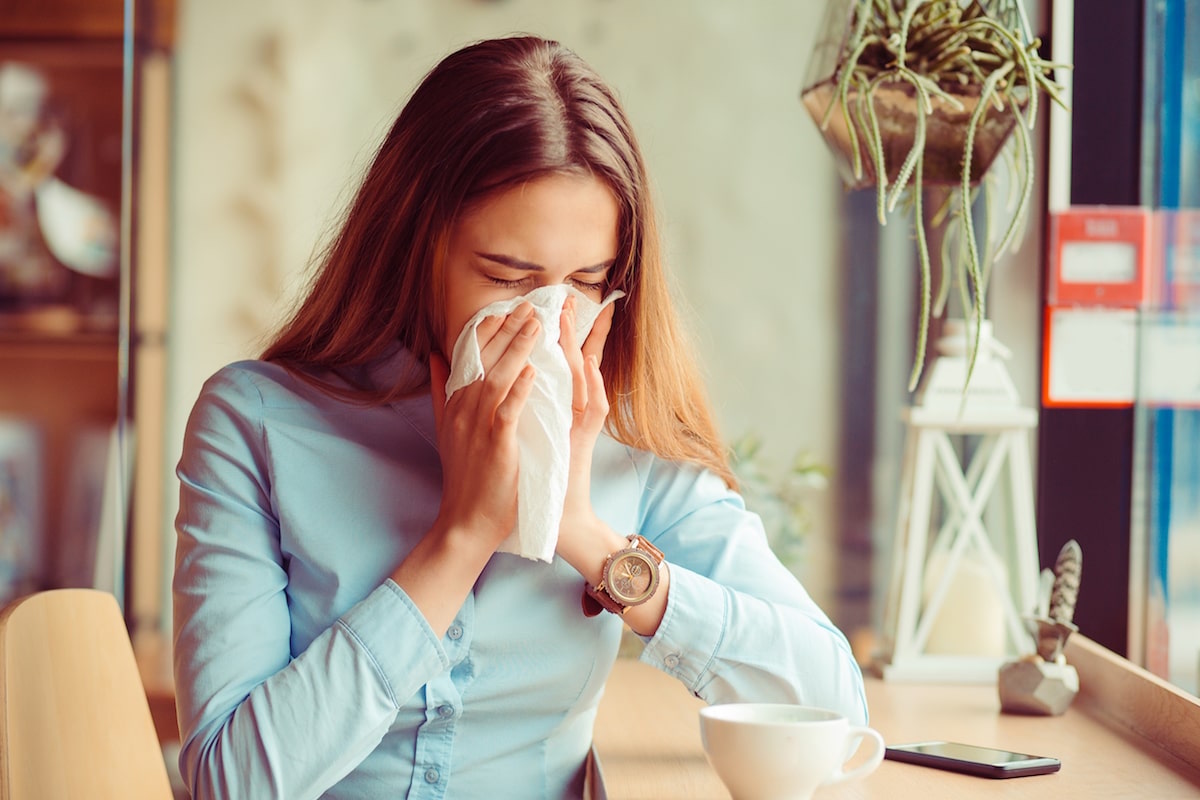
[164,1,848,609]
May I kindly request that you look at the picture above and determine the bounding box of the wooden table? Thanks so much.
[592,636,1200,799]
[142,631,1200,796]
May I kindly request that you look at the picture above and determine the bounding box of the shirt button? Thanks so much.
[447,625,464,640]
[437,704,454,718]
[424,768,440,784]
[664,654,680,669]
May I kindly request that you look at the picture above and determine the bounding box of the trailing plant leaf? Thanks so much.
[843,75,867,179]
[887,72,930,212]
[959,60,1012,384]
[935,211,955,315]
[992,91,1034,260]
[909,154,932,390]
[863,73,891,224]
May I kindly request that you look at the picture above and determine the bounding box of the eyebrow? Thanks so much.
[476,252,613,273]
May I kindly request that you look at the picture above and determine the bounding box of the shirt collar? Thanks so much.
[360,343,438,448]
[360,341,426,393]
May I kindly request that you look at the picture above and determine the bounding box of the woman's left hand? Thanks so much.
[554,296,620,564]
[554,296,670,636]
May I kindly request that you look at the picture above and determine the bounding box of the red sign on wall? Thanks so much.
[1047,206,1158,307]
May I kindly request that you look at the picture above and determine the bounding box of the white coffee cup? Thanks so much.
[699,703,884,800]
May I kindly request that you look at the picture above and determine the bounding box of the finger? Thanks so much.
[478,302,535,366]
[472,313,505,349]
[580,354,609,431]
[494,364,536,428]
[479,316,540,412]
[429,353,449,431]
[558,298,587,416]
[448,315,504,385]
[449,311,519,417]
[558,296,579,353]
[581,302,615,366]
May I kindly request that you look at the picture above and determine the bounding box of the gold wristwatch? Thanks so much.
[582,535,664,617]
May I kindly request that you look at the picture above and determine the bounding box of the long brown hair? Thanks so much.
[263,35,734,486]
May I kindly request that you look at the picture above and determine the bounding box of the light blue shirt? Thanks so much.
[173,346,868,799]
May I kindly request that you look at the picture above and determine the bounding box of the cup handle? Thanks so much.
[822,726,886,786]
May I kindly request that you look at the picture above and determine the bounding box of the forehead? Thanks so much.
[452,173,619,258]
[460,173,617,223]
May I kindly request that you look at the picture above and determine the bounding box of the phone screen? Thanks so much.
[885,740,1061,779]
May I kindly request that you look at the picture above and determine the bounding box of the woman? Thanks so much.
[173,34,867,799]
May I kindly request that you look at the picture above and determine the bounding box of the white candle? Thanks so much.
[921,549,1008,657]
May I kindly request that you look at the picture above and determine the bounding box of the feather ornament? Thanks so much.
[1048,539,1082,626]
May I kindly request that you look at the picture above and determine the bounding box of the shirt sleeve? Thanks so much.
[172,367,450,799]
[632,454,869,725]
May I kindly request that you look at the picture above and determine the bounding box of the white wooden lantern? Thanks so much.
[879,320,1041,683]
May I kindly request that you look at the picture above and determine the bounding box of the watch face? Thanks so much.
[607,550,659,605]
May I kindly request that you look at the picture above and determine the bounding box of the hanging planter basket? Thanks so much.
[801,78,1026,189]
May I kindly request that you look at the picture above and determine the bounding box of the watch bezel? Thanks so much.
[604,548,660,606]
[582,534,665,617]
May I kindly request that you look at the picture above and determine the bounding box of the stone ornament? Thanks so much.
[998,540,1083,716]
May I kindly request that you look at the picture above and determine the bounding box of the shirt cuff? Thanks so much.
[337,580,451,707]
[638,562,727,694]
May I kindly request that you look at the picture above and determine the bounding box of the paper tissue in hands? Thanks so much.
[445,284,623,562]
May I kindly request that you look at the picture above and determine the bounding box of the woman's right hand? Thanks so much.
[427,301,540,552]
[391,302,540,635]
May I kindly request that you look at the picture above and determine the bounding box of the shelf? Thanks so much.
[0,330,120,362]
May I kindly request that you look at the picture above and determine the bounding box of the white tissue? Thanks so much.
[445,284,624,562]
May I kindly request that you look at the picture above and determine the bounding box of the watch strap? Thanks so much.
[582,535,664,617]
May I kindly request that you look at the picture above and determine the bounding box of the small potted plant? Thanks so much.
[801,0,1069,390]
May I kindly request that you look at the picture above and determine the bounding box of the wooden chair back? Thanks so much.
[0,589,172,799]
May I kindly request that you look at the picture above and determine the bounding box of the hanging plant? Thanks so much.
[801,0,1070,390]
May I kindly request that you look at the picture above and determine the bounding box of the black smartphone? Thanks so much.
[884,740,1061,779]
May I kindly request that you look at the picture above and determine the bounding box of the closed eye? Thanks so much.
[570,277,606,294]
[485,275,531,289]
